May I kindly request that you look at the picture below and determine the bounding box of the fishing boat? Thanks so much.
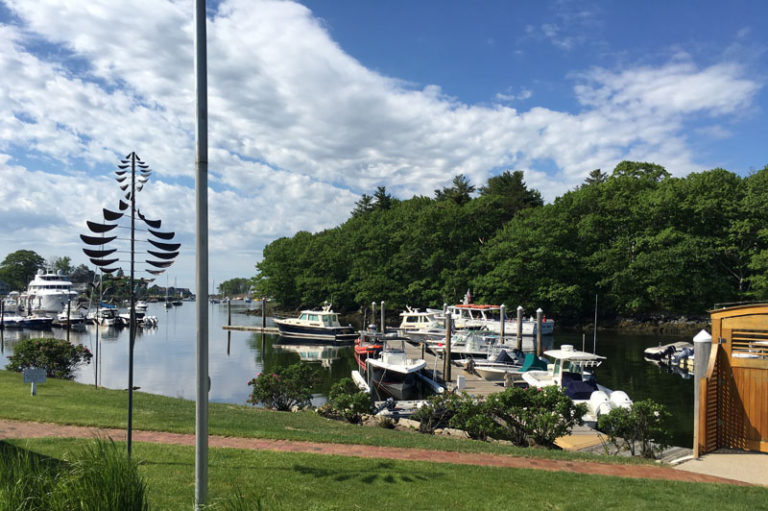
[274,304,356,342]
[21,269,79,314]
[521,344,632,422]
[353,330,385,371]
[366,337,426,400]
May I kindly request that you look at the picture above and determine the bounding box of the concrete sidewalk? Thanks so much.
[673,450,768,486]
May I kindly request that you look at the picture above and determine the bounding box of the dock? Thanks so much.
[222,324,280,334]
[403,339,509,398]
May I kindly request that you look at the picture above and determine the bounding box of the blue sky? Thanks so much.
[0,0,765,291]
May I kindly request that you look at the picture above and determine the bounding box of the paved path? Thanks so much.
[0,419,753,486]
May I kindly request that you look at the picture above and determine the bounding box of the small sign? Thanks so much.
[23,368,47,384]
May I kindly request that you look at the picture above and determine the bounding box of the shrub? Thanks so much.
[597,399,671,458]
[6,337,92,379]
[486,386,585,447]
[327,378,373,424]
[247,363,316,411]
[412,392,460,434]
[447,393,503,441]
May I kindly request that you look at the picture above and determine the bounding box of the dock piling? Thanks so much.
[516,305,523,350]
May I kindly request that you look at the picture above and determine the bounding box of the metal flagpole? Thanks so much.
[194,0,209,508]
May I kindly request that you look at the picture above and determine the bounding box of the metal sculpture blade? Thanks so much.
[148,250,178,260]
[81,234,117,245]
[148,228,175,240]
[103,209,124,221]
[146,260,174,268]
[87,221,118,233]
[119,200,129,210]
[148,239,181,251]
[90,257,119,267]
[83,248,117,258]
[147,270,166,275]
[100,267,120,274]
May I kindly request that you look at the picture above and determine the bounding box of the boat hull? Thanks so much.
[274,321,356,342]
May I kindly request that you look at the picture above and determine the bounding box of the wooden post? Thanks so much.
[380,300,385,334]
[499,304,506,344]
[444,316,452,382]
[66,300,71,343]
[536,308,543,357]
[227,299,231,326]
[261,297,266,329]
[516,305,523,351]
[692,329,712,457]
[371,302,376,331]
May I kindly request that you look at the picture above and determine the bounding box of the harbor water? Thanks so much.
[0,301,695,446]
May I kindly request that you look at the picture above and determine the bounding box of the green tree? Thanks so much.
[0,250,46,291]
[49,256,74,275]
[478,170,543,219]
[435,174,475,205]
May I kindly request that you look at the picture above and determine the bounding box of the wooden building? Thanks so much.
[695,303,768,456]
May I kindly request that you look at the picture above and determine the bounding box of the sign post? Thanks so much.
[23,368,46,396]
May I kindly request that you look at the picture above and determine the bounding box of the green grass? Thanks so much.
[6,438,767,511]
[0,369,641,463]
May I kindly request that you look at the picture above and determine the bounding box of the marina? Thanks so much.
[0,300,699,447]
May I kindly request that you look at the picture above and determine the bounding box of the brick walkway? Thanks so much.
[0,419,750,486]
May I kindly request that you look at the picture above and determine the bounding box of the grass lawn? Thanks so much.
[0,369,641,463]
[6,437,767,511]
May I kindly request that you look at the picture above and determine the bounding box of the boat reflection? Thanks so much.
[273,339,342,368]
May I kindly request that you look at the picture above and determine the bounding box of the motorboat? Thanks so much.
[21,269,79,314]
[643,341,693,361]
[1,314,24,329]
[366,337,426,400]
[353,330,385,371]
[20,314,54,329]
[432,329,498,360]
[274,304,356,342]
[397,307,443,335]
[521,344,632,423]
[2,291,22,312]
[446,303,555,336]
[55,306,87,330]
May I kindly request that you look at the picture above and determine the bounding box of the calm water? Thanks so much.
[0,303,695,446]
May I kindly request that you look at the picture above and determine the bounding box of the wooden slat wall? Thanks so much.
[698,306,768,455]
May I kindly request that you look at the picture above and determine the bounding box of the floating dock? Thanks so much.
[222,324,280,334]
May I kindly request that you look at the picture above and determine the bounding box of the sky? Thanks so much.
[0,0,765,292]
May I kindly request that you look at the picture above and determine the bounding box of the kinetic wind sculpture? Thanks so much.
[80,152,180,456]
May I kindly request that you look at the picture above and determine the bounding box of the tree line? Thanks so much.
[251,162,768,323]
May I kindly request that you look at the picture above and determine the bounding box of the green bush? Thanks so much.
[486,386,585,447]
[597,399,671,458]
[447,393,503,441]
[247,363,316,411]
[6,337,92,379]
[327,378,373,424]
[412,392,459,434]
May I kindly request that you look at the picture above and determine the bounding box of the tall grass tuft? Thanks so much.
[52,437,149,511]
[212,487,264,511]
[0,438,149,511]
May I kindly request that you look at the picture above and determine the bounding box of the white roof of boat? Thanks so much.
[543,345,605,361]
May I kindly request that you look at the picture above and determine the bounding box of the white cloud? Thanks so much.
[0,0,761,289]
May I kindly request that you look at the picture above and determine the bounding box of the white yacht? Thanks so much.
[521,345,632,423]
[21,269,78,314]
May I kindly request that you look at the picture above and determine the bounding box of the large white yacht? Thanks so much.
[22,269,79,314]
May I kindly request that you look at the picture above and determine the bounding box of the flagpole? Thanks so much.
[194,0,209,508]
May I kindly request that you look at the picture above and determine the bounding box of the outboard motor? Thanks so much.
[608,390,632,409]
[588,390,612,417]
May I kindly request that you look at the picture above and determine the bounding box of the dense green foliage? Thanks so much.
[0,439,148,511]
[6,338,92,379]
[218,277,252,297]
[598,399,672,458]
[414,386,584,447]
[253,163,768,321]
[323,377,374,424]
[246,363,317,411]
[0,249,45,291]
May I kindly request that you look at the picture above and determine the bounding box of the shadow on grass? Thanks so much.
[292,460,438,484]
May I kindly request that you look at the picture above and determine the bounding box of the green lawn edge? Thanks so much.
[1,370,654,464]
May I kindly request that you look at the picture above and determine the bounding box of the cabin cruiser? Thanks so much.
[521,345,632,423]
[21,269,79,314]
[397,307,443,335]
[274,304,356,342]
[2,291,22,312]
[445,304,555,336]
[366,337,426,400]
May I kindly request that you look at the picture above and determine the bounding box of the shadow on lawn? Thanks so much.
[292,460,439,484]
